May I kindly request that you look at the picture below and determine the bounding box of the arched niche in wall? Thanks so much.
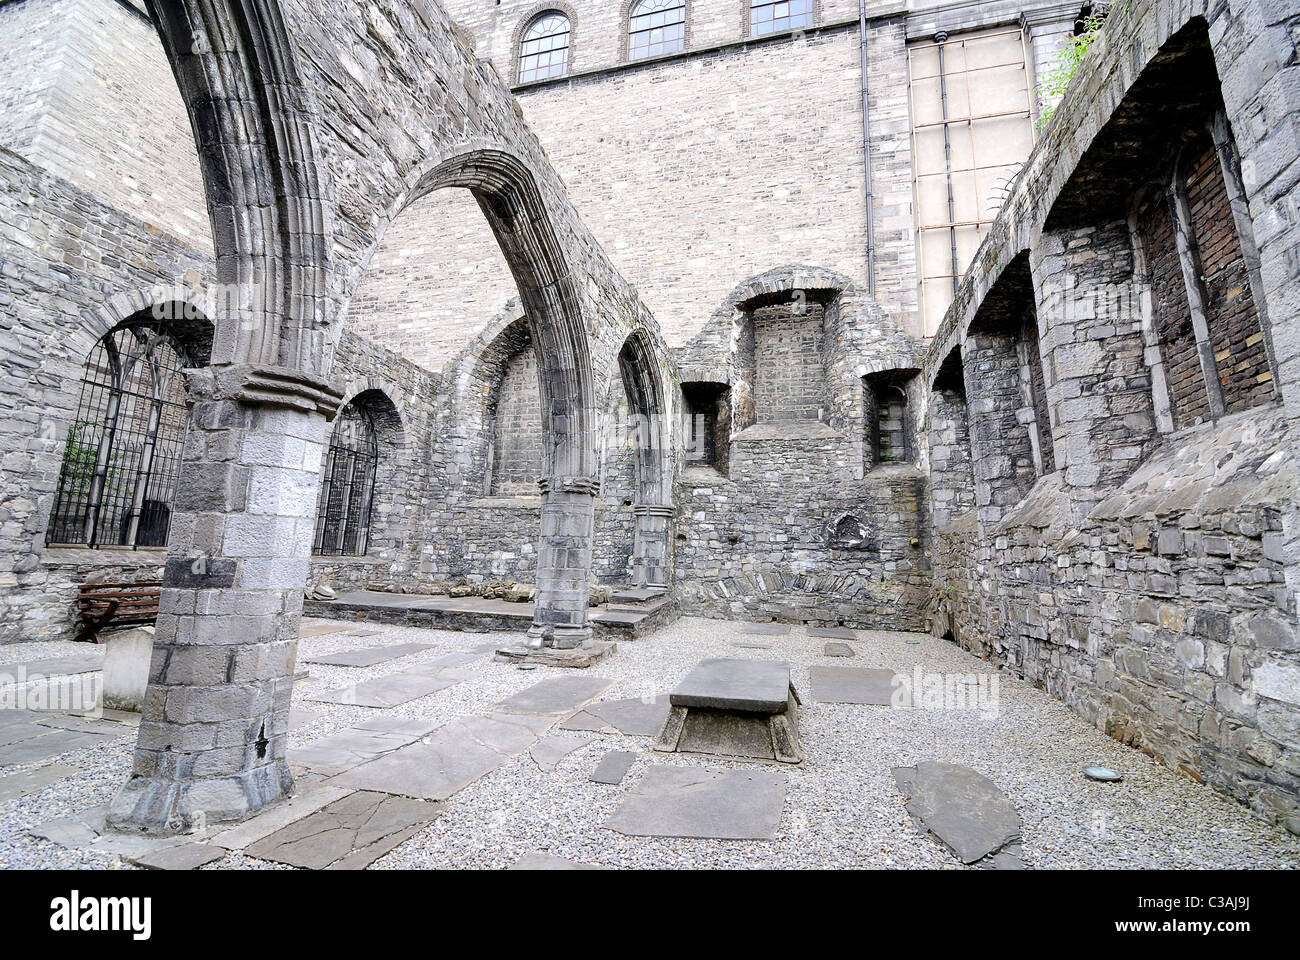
[733,286,837,432]
[617,330,673,589]
[680,379,731,476]
[861,367,921,472]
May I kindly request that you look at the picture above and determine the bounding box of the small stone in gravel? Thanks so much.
[1083,766,1123,782]
[824,642,855,657]
[606,765,787,840]
[589,751,637,785]
[128,842,226,870]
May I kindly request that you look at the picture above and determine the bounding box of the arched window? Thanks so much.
[47,323,191,549]
[628,0,685,60]
[749,0,811,37]
[518,12,571,83]
[313,400,379,556]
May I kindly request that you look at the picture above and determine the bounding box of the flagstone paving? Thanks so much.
[2,618,1299,870]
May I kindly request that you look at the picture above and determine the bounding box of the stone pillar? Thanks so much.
[961,331,1037,528]
[528,475,597,649]
[107,365,341,835]
[631,503,673,589]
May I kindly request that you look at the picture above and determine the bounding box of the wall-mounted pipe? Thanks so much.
[858,0,876,300]
[934,30,961,297]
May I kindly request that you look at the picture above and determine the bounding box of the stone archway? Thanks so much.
[617,330,673,589]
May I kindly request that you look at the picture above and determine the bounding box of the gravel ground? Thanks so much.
[1,616,1298,870]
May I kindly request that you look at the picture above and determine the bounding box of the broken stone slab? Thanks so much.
[128,842,226,871]
[244,791,444,870]
[809,665,901,706]
[823,642,855,657]
[495,675,615,716]
[605,765,787,840]
[494,639,616,668]
[330,712,551,801]
[808,627,856,640]
[892,761,1022,865]
[655,660,803,763]
[510,852,608,870]
[589,750,637,785]
[301,642,435,667]
[0,763,82,802]
[208,784,354,850]
[559,695,671,736]
[529,733,593,772]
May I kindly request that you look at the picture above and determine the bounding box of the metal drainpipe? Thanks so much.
[934,30,960,296]
[858,0,876,300]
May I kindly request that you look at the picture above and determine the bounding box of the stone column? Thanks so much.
[107,365,341,835]
[631,503,673,589]
[528,475,597,649]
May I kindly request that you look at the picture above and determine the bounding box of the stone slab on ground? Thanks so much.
[305,664,464,709]
[589,750,637,785]
[892,761,1022,865]
[29,805,190,859]
[244,791,444,870]
[529,733,593,772]
[0,763,82,802]
[331,712,551,801]
[729,641,772,650]
[741,624,790,636]
[292,717,437,774]
[301,642,435,667]
[208,784,354,850]
[809,665,900,705]
[824,642,855,657]
[495,675,615,716]
[0,728,117,767]
[298,621,348,638]
[671,659,792,713]
[494,640,616,668]
[0,652,104,680]
[128,842,227,870]
[808,627,856,640]
[559,695,671,736]
[510,852,607,870]
[288,708,325,731]
[605,766,787,840]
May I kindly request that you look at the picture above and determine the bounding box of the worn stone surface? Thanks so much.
[509,852,607,870]
[127,842,226,871]
[0,763,82,802]
[605,766,787,840]
[824,642,855,658]
[893,762,1022,865]
[809,666,900,705]
[306,665,465,709]
[528,733,593,772]
[244,791,444,870]
[301,642,436,667]
[560,696,671,736]
[671,659,792,713]
[589,750,638,785]
[292,717,437,775]
[494,676,615,716]
[809,628,857,640]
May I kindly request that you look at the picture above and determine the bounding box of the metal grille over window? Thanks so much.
[46,324,191,550]
[313,400,379,557]
[629,0,685,60]
[907,27,1037,335]
[749,0,810,37]
[519,12,571,83]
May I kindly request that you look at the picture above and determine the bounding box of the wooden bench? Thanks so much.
[74,580,161,644]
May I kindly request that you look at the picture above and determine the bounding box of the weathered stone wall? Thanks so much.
[925,0,1300,830]
[0,147,210,644]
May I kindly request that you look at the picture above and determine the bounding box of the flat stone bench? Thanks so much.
[653,658,803,764]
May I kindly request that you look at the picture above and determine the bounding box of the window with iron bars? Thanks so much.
[46,323,191,550]
[312,400,378,557]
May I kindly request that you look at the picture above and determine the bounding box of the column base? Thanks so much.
[494,639,616,669]
[105,759,293,836]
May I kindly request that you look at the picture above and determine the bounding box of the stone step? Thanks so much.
[609,587,668,604]
[589,610,649,627]
[606,596,670,615]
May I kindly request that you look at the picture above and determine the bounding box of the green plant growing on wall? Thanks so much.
[1035,13,1108,130]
